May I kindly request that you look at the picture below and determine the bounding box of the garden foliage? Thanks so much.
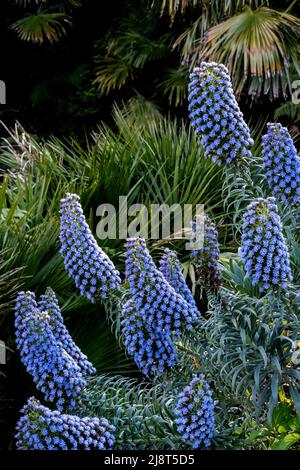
[2,61,300,450]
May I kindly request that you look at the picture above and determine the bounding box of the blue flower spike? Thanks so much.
[16,397,115,450]
[262,122,300,205]
[188,62,253,166]
[59,193,121,303]
[15,291,87,410]
[175,374,214,449]
[159,248,199,317]
[241,197,293,292]
[38,288,96,376]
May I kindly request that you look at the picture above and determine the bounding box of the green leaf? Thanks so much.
[271,433,300,450]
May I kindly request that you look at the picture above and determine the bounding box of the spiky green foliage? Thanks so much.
[200,288,300,419]
[79,373,242,449]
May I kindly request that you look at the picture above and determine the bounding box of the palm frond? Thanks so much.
[194,7,300,99]
[160,0,199,18]
[10,10,71,44]
[108,31,170,69]
[94,30,170,95]
[161,0,266,20]
[159,65,189,106]
[93,56,136,95]
[275,101,300,121]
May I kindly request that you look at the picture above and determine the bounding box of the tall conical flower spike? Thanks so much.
[188,62,253,165]
[121,298,177,377]
[262,122,300,204]
[175,374,214,449]
[38,288,96,376]
[59,193,121,303]
[159,248,200,317]
[241,197,293,292]
[125,238,198,338]
[15,291,86,410]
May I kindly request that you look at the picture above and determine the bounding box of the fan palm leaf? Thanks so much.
[10,10,71,44]
[194,7,300,99]
[158,65,189,106]
[93,56,137,95]
[160,0,265,20]
[94,31,170,95]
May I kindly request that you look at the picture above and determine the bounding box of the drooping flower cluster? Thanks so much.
[15,291,87,410]
[191,214,221,290]
[59,193,121,303]
[15,397,115,450]
[188,62,253,165]
[121,238,199,376]
[240,197,293,292]
[121,298,177,377]
[125,238,198,337]
[38,288,96,376]
[262,122,300,204]
[175,375,214,449]
[159,248,199,316]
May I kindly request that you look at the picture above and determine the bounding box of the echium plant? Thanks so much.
[15,291,87,410]
[188,62,253,166]
[240,197,293,292]
[262,122,300,205]
[16,397,115,450]
[121,238,199,377]
[191,214,221,291]
[159,248,199,316]
[175,375,214,449]
[125,238,199,337]
[59,193,121,303]
[121,297,177,377]
[38,288,96,376]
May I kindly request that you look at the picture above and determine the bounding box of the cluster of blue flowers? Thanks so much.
[240,197,293,292]
[38,288,96,376]
[59,193,121,303]
[121,238,199,376]
[15,291,87,410]
[191,214,221,290]
[125,238,198,337]
[121,298,177,377]
[175,374,214,448]
[262,122,300,204]
[188,62,253,165]
[159,248,199,316]
[15,397,115,450]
